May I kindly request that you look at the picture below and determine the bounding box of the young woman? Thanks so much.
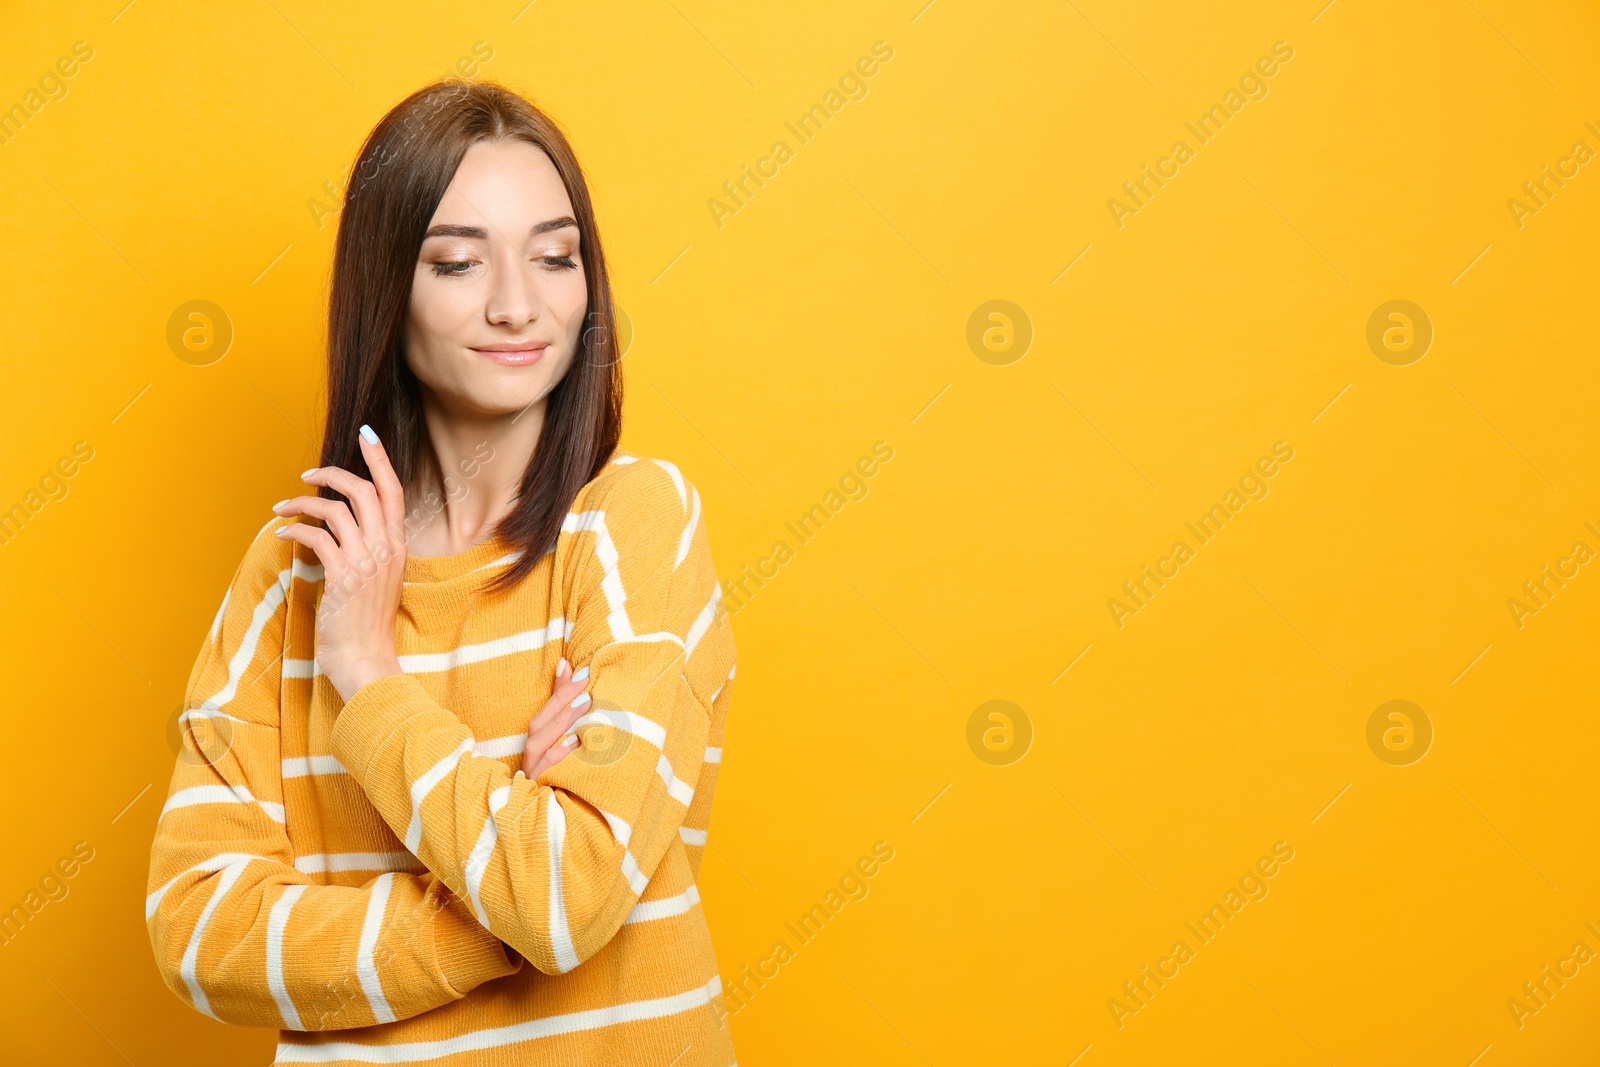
[145,80,738,1065]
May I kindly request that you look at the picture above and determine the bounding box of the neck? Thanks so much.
[407,390,546,555]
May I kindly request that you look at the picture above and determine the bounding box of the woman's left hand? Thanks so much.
[273,425,408,703]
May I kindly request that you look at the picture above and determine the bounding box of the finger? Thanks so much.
[357,424,408,537]
[524,698,588,765]
[529,735,579,778]
[273,495,362,555]
[302,464,384,545]
[274,520,349,574]
[526,666,591,734]
[539,708,589,767]
[523,719,568,770]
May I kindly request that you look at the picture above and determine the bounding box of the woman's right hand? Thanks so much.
[521,658,591,780]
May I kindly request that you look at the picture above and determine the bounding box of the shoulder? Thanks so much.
[194,516,301,692]
[578,452,700,531]
[221,515,310,608]
[236,515,298,584]
[569,453,714,581]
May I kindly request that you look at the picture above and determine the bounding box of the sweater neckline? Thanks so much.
[402,531,515,584]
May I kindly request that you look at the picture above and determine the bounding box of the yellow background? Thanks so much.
[1,0,1597,1063]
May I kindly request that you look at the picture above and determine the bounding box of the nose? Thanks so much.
[484,245,541,330]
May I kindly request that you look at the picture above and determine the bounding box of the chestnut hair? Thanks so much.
[318,78,623,595]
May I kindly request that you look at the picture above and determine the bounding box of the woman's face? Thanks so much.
[405,138,588,421]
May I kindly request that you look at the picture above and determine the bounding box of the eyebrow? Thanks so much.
[423,216,579,240]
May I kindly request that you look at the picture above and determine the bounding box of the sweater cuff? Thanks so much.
[433,898,523,996]
[330,672,440,783]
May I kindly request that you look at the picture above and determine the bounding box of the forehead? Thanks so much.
[429,138,575,229]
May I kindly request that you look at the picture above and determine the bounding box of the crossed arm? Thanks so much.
[146,462,733,1026]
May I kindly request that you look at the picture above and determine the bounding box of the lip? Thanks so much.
[470,341,547,366]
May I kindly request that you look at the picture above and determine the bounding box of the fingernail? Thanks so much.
[514,768,526,780]
[271,499,289,512]
[571,692,591,708]
[560,734,579,748]
[301,468,318,479]
[572,665,590,682]
[274,526,291,538]
[359,424,379,444]
[557,656,569,678]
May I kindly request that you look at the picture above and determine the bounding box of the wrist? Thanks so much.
[330,654,403,703]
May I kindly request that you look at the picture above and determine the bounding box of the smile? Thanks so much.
[471,343,547,366]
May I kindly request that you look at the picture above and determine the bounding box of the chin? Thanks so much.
[431,382,544,421]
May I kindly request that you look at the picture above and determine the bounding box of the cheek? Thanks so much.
[413,271,481,330]
[410,275,479,350]
[552,274,590,345]
[406,275,472,380]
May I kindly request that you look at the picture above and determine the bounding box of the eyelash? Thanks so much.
[431,256,578,277]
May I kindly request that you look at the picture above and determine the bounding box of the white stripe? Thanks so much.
[356,873,397,1024]
[282,754,348,778]
[464,786,513,928]
[611,453,639,465]
[400,623,566,674]
[475,549,523,572]
[674,484,701,568]
[179,855,255,1019]
[619,844,648,895]
[608,631,686,649]
[570,708,668,750]
[474,733,527,759]
[601,810,651,896]
[405,737,475,853]
[292,555,325,584]
[207,587,230,645]
[196,567,290,712]
[625,883,700,924]
[273,974,723,1062]
[283,621,568,680]
[601,810,632,845]
[546,794,579,973]
[282,658,316,679]
[704,746,722,764]
[652,457,688,511]
[656,754,695,806]
[178,707,251,729]
[293,852,421,874]
[680,826,707,846]
[267,884,308,1029]
[160,783,285,824]
[685,584,719,660]
[402,549,522,585]
[147,852,269,919]
[565,509,633,641]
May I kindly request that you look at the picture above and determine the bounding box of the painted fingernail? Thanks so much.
[571,692,591,709]
[514,768,526,780]
[572,665,590,683]
[272,499,289,512]
[560,734,579,748]
[301,468,318,479]
[274,526,291,538]
[557,657,570,678]
[359,424,379,444]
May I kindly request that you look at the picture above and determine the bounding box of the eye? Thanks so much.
[538,256,578,271]
[431,260,475,277]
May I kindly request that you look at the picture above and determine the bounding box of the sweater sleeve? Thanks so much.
[145,519,523,1031]
[329,461,736,975]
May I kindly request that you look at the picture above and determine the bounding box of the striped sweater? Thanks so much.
[146,453,738,1065]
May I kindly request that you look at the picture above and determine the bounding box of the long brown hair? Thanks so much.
[318,78,623,596]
